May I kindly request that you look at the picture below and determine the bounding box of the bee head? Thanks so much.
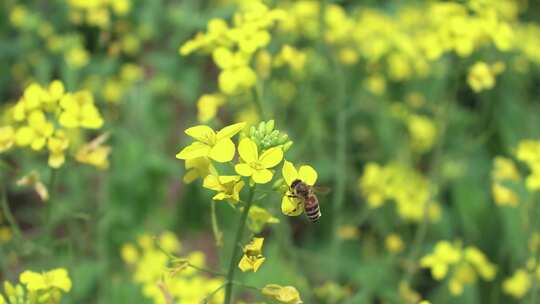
[291,179,302,189]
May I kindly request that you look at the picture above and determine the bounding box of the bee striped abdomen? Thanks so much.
[304,196,321,222]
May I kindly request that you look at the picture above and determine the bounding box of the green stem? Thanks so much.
[223,185,256,304]
[211,201,223,247]
[253,83,266,120]
[44,168,58,237]
[330,46,348,276]
[1,184,23,242]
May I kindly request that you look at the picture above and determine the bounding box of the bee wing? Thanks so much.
[312,186,331,195]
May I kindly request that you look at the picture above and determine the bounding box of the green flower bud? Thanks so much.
[265,119,275,134]
[278,133,289,144]
[250,126,256,138]
[283,140,293,152]
[258,121,266,135]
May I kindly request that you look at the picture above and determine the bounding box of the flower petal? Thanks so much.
[185,125,216,144]
[259,147,283,169]
[216,122,246,140]
[238,255,253,272]
[281,194,304,216]
[252,169,273,184]
[209,138,235,162]
[298,165,318,185]
[238,138,258,163]
[203,175,221,191]
[282,160,298,186]
[176,142,211,160]
[235,163,254,177]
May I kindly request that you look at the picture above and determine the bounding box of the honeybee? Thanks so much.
[289,179,329,222]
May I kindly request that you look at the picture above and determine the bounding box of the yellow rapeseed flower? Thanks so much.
[262,284,303,304]
[176,122,245,163]
[203,174,244,202]
[235,138,283,184]
[238,237,266,272]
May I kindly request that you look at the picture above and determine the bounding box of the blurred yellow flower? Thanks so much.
[20,268,72,292]
[121,244,139,265]
[421,241,496,295]
[337,225,360,240]
[59,91,104,129]
[503,269,531,299]
[75,133,111,170]
[183,157,217,183]
[385,233,404,253]
[238,237,266,272]
[0,126,15,152]
[197,94,225,122]
[467,61,502,93]
[235,138,283,184]
[515,140,540,191]
[281,160,317,216]
[420,241,462,280]
[262,284,303,304]
[176,122,245,163]
[65,47,89,68]
[247,206,279,233]
[359,162,440,222]
[407,114,437,153]
[274,45,307,73]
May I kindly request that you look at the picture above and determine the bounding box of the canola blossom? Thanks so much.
[1,81,107,169]
[176,123,246,163]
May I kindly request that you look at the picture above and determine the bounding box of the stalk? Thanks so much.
[223,185,256,304]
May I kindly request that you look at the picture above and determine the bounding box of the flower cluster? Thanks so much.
[0,268,72,304]
[180,1,285,96]
[359,162,440,222]
[121,231,224,303]
[276,0,540,85]
[0,81,109,169]
[420,241,496,296]
[67,0,131,29]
